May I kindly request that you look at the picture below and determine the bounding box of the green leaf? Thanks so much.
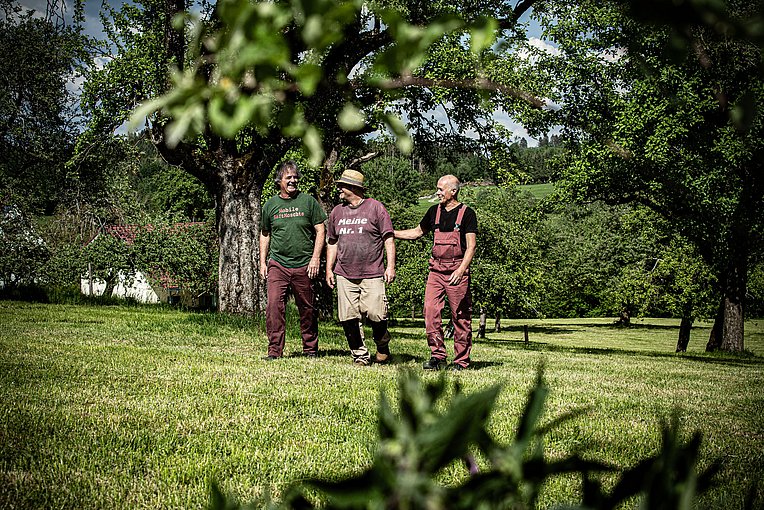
[129,98,163,131]
[418,385,501,474]
[292,63,323,96]
[338,103,366,131]
[303,125,324,167]
[165,103,205,148]
[279,105,307,137]
[383,114,413,154]
[514,366,547,448]
[470,16,498,54]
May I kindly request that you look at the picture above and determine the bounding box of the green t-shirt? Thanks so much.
[261,192,327,268]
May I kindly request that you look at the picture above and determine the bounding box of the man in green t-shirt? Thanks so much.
[260,161,327,359]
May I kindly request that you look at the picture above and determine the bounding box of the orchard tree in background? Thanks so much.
[362,155,423,207]
[0,0,83,214]
[648,236,717,352]
[83,232,134,297]
[467,186,547,328]
[541,202,641,319]
[527,0,764,351]
[0,206,49,289]
[132,221,218,302]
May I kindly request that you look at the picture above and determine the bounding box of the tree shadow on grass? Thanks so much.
[465,360,503,370]
[286,349,507,370]
[495,326,580,336]
[388,330,428,341]
[185,311,264,331]
[675,353,763,368]
[391,322,693,337]
[477,337,763,367]
[391,318,426,329]
[288,348,421,366]
[500,323,693,333]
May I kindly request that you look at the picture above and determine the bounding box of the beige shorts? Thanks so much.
[336,275,388,322]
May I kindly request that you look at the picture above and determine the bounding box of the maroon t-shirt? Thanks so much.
[327,198,393,279]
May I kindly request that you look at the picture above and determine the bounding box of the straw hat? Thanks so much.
[335,169,366,190]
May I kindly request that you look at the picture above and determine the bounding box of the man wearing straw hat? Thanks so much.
[326,169,395,366]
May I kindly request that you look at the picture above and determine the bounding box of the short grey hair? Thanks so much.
[274,160,302,188]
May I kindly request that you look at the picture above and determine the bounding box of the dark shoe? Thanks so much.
[354,358,370,367]
[304,352,318,358]
[263,355,279,361]
[423,357,444,371]
[450,364,467,372]
[374,352,391,364]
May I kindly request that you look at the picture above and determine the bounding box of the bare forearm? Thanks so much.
[459,234,476,272]
[326,243,337,271]
[312,223,326,259]
[384,236,395,270]
[394,226,424,240]
[259,233,270,266]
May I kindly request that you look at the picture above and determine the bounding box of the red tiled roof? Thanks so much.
[104,224,141,245]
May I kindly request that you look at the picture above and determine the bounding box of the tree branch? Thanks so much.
[368,75,546,109]
[500,0,539,29]
[348,151,380,168]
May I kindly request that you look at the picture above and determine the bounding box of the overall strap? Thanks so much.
[454,204,466,231]
[434,204,442,231]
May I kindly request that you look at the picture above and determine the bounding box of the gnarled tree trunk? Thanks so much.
[705,300,723,351]
[215,157,266,316]
[706,243,747,352]
[721,236,747,352]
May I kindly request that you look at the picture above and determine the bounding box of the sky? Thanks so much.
[19,0,108,37]
[16,0,559,145]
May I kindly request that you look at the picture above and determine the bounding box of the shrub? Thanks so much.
[0,205,49,289]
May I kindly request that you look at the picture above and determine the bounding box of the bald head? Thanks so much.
[438,175,460,195]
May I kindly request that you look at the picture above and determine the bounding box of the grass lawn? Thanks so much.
[417,182,554,214]
[1,301,762,509]
[518,182,555,200]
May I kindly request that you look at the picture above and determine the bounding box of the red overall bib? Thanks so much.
[429,204,467,273]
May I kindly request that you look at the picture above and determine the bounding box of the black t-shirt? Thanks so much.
[419,203,478,251]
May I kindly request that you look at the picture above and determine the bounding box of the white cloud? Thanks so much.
[527,37,561,56]
[516,37,561,62]
[93,56,112,70]
[18,0,49,17]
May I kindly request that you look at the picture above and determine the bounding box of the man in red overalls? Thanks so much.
[394,175,477,371]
